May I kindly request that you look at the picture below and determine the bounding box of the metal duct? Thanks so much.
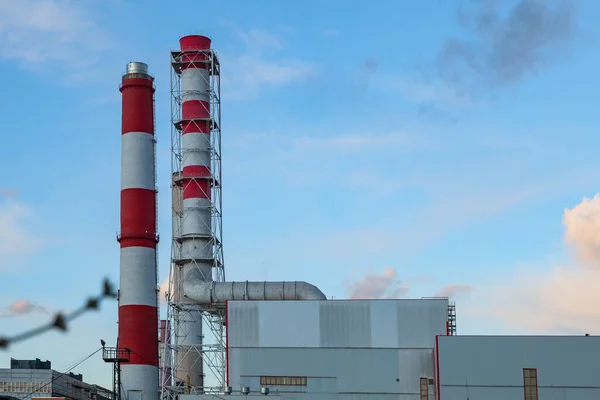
[183,270,326,304]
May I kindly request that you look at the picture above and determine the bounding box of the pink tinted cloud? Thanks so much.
[345,267,409,299]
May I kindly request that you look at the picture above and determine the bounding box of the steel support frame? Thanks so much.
[102,347,130,400]
[161,47,226,400]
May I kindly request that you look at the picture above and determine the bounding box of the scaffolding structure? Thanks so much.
[161,45,226,399]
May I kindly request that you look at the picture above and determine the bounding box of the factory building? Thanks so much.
[0,358,112,400]
[102,34,600,400]
[437,335,600,399]
[170,299,600,400]
[226,299,448,399]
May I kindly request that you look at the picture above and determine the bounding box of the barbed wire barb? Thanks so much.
[0,278,117,350]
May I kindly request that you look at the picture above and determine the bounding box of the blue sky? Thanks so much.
[2,0,600,388]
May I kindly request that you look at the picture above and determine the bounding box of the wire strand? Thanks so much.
[18,347,103,400]
[0,278,117,350]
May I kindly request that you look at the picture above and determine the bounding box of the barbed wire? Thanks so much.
[0,278,117,350]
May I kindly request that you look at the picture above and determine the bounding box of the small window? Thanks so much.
[419,377,429,400]
[523,368,538,400]
[260,376,308,386]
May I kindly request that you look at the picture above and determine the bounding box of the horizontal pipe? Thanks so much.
[183,271,326,304]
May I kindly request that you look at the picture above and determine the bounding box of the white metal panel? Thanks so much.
[442,386,600,400]
[309,377,337,394]
[227,299,446,399]
[180,396,284,400]
[181,132,211,168]
[180,394,425,400]
[538,388,600,400]
[180,237,212,260]
[438,335,600,400]
[257,301,320,347]
[319,301,372,348]
[397,299,447,348]
[121,131,155,190]
[228,299,448,350]
[398,349,435,394]
[340,396,421,400]
[228,348,432,396]
[228,302,259,347]
[369,300,399,348]
[181,198,212,237]
[442,386,523,399]
[181,68,210,103]
[237,375,260,392]
[119,246,157,307]
[120,364,159,400]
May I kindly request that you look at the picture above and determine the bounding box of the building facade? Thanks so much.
[0,358,112,400]
[436,335,600,399]
[173,299,600,400]
[226,299,448,400]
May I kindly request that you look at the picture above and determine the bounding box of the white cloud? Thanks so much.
[227,128,442,193]
[0,199,45,260]
[1,299,48,318]
[0,0,110,75]
[238,28,285,51]
[563,194,600,267]
[0,186,18,199]
[465,263,600,334]
[300,183,550,258]
[434,284,472,298]
[344,267,408,299]
[221,27,316,100]
[460,194,600,334]
[289,131,437,154]
[372,74,474,110]
[230,129,435,154]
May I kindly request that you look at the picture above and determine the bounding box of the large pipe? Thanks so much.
[173,34,214,390]
[118,61,159,400]
[183,270,327,304]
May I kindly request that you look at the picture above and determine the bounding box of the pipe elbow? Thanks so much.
[295,281,327,300]
[182,272,212,303]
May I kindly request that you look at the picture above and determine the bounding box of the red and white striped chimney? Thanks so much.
[118,61,159,400]
[174,34,214,390]
[179,34,213,283]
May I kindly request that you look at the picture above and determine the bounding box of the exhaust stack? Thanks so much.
[165,35,326,395]
[171,34,216,391]
[118,61,159,400]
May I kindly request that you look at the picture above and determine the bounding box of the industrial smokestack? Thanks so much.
[166,35,326,394]
[178,34,214,282]
[172,34,214,391]
[118,61,159,400]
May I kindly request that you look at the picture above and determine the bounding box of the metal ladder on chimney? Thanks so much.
[447,302,457,335]
[153,89,161,331]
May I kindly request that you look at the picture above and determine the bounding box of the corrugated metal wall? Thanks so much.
[227,299,448,400]
[0,369,111,400]
[437,335,600,400]
[0,369,53,400]
[228,299,448,349]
